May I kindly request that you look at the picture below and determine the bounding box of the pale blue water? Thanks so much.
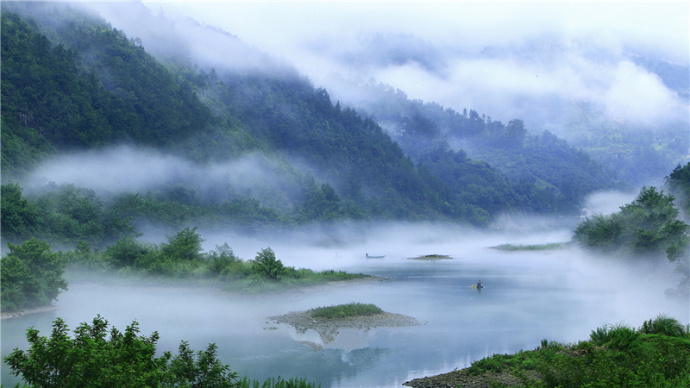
[3,243,687,387]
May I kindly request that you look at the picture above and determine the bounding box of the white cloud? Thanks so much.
[128,2,688,130]
[23,146,302,208]
[601,61,682,124]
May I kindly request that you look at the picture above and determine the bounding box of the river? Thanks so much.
[2,227,688,387]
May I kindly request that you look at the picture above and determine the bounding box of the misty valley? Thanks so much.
[3,225,687,387]
[2,2,690,388]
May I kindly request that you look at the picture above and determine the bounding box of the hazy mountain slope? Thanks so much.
[0,5,471,227]
[79,2,611,217]
[336,82,619,212]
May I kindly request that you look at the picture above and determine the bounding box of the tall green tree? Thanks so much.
[666,162,690,219]
[0,183,41,243]
[1,238,67,312]
[252,247,285,281]
[574,186,686,256]
[161,226,204,262]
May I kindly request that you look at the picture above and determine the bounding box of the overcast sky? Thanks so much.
[135,1,688,130]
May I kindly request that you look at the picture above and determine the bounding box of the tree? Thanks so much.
[252,247,285,281]
[105,237,152,268]
[574,186,687,256]
[4,315,238,387]
[1,238,67,312]
[161,227,204,262]
[0,183,41,243]
[666,162,690,219]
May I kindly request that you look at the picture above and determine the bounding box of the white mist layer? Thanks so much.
[22,146,296,200]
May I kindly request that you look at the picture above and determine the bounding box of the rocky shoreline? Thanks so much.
[403,368,540,388]
[268,310,419,344]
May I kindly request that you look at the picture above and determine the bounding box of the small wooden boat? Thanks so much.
[366,253,385,259]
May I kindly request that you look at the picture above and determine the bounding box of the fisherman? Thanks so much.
[476,280,483,289]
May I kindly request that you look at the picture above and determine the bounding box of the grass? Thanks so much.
[308,303,383,320]
[408,254,452,260]
[222,269,371,294]
[462,315,690,387]
[236,377,321,388]
[490,242,566,251]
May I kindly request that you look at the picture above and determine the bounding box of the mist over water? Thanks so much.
[3,223,687,387]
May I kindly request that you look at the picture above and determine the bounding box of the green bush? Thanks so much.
[252,247,285,281]
[309,303,383,320]
[590,322,639,349]
[640,314,687,337]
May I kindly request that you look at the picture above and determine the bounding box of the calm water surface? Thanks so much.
[3,237,688,387]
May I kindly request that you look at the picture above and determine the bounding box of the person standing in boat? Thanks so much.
[476,280,483,289]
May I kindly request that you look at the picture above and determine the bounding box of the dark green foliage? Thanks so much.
[589,323,639,350]
[252,247,285,281]
[1,5,212,156]
[105,237,154,268]
[4,315,238,387]
[640,314,687,337]
[0,238,67,312]
[296,183,346,223]
[573,182,690,290]
[467,353,516,375]
[574,186,689,258]
[207,243,242,276]
[161,227,205,262]
[235,377,321,388]
[0,183,41,242]
[309,303,384,320]
[464,316,690,387]
[574,214,625,252]
[667,162,690,219]
[0,183,140,249]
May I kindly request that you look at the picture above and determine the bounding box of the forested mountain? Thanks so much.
[330,82,619,212]
[1,2,621,247]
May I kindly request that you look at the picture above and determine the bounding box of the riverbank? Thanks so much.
[1,305,57,320]
[404,369,537,388]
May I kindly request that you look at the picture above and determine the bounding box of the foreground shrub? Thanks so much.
[589,322,639,349]
[640,314,687,337]
[4,315,238,387]
[236,377,321,388]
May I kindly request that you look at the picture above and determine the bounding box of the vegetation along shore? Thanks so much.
[405,315,690,388]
